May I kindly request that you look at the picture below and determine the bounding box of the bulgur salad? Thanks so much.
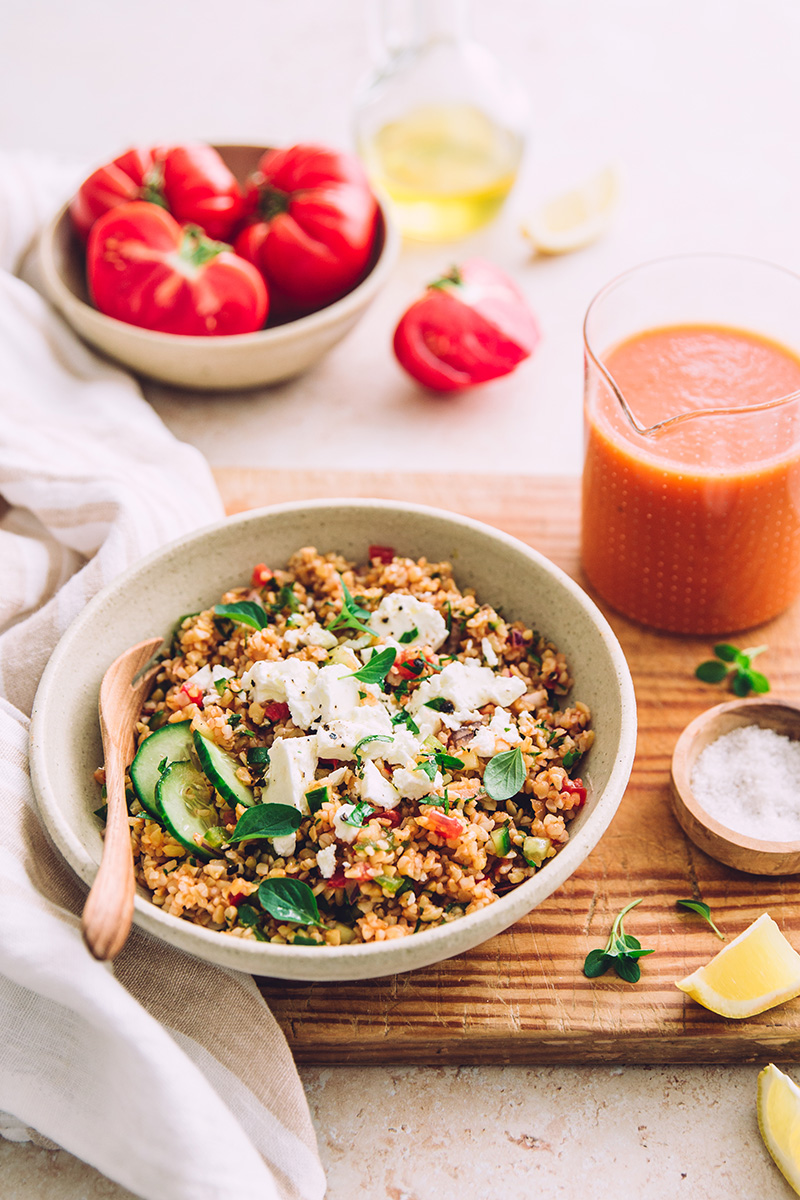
[95,546,594,946]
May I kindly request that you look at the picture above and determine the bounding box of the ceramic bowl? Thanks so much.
[671,697,800,875]
[30,500,637,980]
[37,145,399,391]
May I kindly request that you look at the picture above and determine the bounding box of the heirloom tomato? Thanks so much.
[70,144,244,242]
[235,144,378,312]
[87,202,268,337]
[393,259,540,392]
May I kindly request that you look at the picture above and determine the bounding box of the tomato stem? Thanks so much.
[179,225,228,267]
[257,184,291,221]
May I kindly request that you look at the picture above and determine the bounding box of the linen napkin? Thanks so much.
[0,151,326,1200]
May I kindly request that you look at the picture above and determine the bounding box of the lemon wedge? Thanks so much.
[521,165,620,255]
[676,913,800,1018]
[758,1064,800,1195]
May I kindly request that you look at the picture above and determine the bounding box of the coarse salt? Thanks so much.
[691,724,800,842]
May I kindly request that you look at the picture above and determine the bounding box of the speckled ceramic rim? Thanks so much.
[30,499,638,980]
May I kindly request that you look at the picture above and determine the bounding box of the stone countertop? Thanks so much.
[4,1,800,1196]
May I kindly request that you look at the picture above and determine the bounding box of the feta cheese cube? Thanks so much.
[316,844,337,878]
[242,659,320,729]
[359,760,400,809]
[271,833,297,857]
[468,707,522,757]
[264,735,318,815]
[392,766,443,800]
[481,637,499,667]
[409,660,526,724]
[333,804,360,843]
[368,593,448,650]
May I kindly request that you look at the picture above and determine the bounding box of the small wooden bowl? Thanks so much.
[671,697,800,875]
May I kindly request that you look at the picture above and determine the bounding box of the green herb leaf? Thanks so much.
[214,601,268,630]
[328,577,374,637]
[434,751,464,770]
[398,627,419,644]
[713,643,739,662]
[342,800,375,828]
[237,904,260,927]
[748,670,770,694]
[732,670,751,697]
[424,697,454,713]
[676,898,726,940]
[695,659,729,683]
[247,746,270,765]
[292,935,321,946]
[229,803,302,843]
[353,733,394,756]
[306,785,330,815]
[347,647,396,685]
[93,803,108,822]
[257,877,324,926]
[270,584,300,614]
[391,709,421,735]
[214,677,228,696]
[583,949,612,978]
[562,748,581,770]
[483,746,526,802]
[612,955,641,983]
[416,759,439,780]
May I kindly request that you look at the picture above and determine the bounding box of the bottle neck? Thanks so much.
[371,0,469,62]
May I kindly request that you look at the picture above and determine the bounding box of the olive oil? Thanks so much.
[362,103,523,241]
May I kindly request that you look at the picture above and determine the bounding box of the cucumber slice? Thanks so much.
[490,826,511,856]
[155,760,217,860]
[193,730,255,808]
[130,721,194,818]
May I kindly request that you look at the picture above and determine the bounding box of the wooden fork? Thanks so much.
[81,637,163,961]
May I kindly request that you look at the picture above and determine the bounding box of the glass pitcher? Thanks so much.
[581,254,800,635]
[354,0,528,241]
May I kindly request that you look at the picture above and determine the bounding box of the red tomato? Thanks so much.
[263,701,291,723]
[69,147,160,241]
[562,777,587,806]
[251,563,274,587]
[394,652,436,680]
[160,145,244,242]
[369,545,395,564]
[427,810,464,840]
[70,144,244,243]
[393,259,540,392]
[235,144,379,312]
[87,202,268,336]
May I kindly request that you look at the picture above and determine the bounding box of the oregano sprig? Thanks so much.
[695,643,770,697]
[583,899,654,983]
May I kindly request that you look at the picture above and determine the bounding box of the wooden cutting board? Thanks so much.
[215,468,800,1065]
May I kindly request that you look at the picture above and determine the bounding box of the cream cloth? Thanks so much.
[0,152,326,1200]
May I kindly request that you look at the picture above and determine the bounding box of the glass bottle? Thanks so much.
[354,0,528,241]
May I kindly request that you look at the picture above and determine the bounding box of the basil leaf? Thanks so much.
[748,670,770,694]
[353,733,394,756]
[398,627,419,644]
[434,751,464,770]
[713,643,739,663]
[424,697,454,713]
[214,601,269,630]
[695,659,729,683]
[270,584,299,614]
[483,746,526,801]
[237,904,260,927]
[583,949,611,978]
[347,647,396,685]
[229,803,303,843]
[391,709,420,734]
[247,746,270,765]
[257,877,324,926]
[676,898,726,939]
[613,955,641,983]
[342,800,374,828]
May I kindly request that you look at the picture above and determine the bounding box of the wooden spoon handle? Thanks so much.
[81,733,135,960]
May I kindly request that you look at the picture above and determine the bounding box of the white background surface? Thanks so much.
[5,2,800,1197]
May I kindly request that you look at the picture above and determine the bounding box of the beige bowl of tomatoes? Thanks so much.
[38,144,399,391]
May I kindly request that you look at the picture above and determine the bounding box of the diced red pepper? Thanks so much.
[369,544,395,564]
[179,683,204,708]
[228,889,248,905]
[263,701,291,722]
[252,562,274,587]
[376,808,402,828]
[427,810,464,839]
[328,871,348,888]
[562,777,587,806]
